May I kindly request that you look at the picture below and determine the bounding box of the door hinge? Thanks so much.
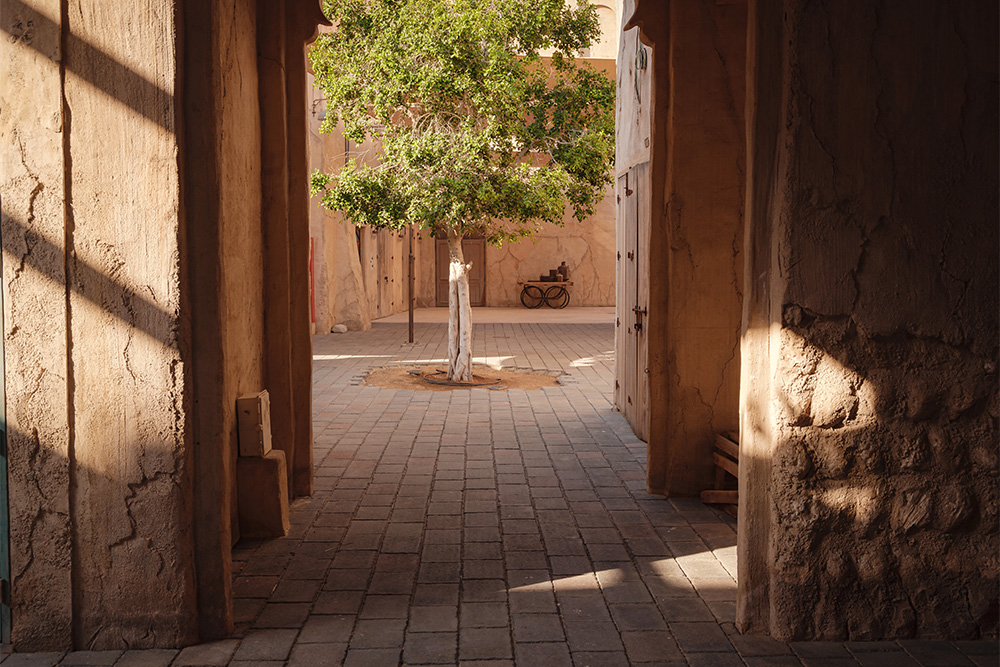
[1,578,10,606]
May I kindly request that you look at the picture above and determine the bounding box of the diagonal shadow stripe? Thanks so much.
[3,0,173,130]
[1,210,175,346]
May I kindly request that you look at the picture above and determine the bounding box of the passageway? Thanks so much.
[231,316,744,664]
[207,317,992,666]
[7,316,995,664]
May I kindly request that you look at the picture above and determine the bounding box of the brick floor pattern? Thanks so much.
[4,323,996,666]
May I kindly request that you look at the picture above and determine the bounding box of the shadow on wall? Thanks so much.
[3,0,197,649]
[5,0,174,129]
[743,314,998,640]
[1,213,177,345]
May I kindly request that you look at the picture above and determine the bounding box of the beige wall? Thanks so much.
[0,0,322,649]
[313,125,435,331]
[620,0,746,495]
[1,0,197,649]
[738,0,998,641]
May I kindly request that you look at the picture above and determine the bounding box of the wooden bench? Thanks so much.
[701,433,739,517]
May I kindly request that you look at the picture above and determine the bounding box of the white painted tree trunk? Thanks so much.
[446,230,474,382]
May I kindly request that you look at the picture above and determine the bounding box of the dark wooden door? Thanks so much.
[435,237,486,307]
[615,163,649,440]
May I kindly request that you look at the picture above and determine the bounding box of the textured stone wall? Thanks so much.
[0,0,73,649]
[740,0,998,641]
[1,0,199,649]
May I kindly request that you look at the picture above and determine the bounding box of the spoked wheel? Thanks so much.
[520,285,545,308]
[545,285,570,309]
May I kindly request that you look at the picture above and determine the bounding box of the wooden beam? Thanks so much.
[701,489,739,504]
[715,433,740,461]
[713,452,739,478]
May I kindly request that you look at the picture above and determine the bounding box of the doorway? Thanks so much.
[615,164,650,441]
[435,236,487,307]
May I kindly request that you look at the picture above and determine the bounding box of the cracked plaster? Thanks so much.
[740,0,998,641]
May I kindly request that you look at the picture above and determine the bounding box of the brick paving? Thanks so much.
[4,320,997,665]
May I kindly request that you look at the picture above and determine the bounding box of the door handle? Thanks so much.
[633,306,647,331]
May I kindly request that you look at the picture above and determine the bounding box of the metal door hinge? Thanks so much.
[1,578,10,606]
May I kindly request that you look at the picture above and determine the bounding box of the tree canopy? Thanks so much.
[309,0,616,246]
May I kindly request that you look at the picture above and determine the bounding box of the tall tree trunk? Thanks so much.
[446,230,474,382]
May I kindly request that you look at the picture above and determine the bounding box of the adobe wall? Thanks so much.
[1,0,74,648]
[184,0,274,640]
[314,125,426,331]
[622,0,746,496]
[481,187,616,307]
[1,0,198,649]
[739,0,999,640]
[1,0,321,649]
[307,71,325,335]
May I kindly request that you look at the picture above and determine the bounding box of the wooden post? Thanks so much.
[408,225,415,343]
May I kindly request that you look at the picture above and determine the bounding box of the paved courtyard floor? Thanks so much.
[5,317,996,666]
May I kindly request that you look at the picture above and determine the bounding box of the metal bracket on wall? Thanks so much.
[634,41,648,102]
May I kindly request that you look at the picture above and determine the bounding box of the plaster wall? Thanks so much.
[307,71,326,335]
[1,0,198,649]
[620,0,746,496]
[739,0,999,640]
[315,125,426,330]
[184,0,273,639]
[481,185,616,308]
[1,0,73,649]
[0,0,321,649]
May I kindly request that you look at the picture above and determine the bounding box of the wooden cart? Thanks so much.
[519,281,573,309]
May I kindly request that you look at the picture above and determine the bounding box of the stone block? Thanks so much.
[236,391,273,457]
[237,450,290,539]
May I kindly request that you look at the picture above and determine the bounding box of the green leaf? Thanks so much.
[310,0,614,242]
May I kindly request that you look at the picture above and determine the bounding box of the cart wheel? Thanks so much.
[520,285,544,308]
[545,285,570,309]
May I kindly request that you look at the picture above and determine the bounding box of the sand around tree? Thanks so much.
[364,363,562,391]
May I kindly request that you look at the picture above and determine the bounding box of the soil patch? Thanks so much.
[364,363,561,391]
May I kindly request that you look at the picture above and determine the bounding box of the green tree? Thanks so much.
[310,0,615,381]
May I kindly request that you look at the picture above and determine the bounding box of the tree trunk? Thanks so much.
[446,230,474,382]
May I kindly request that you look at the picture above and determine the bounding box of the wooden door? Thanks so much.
[615,163,649,440]
[435,237,486,307]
